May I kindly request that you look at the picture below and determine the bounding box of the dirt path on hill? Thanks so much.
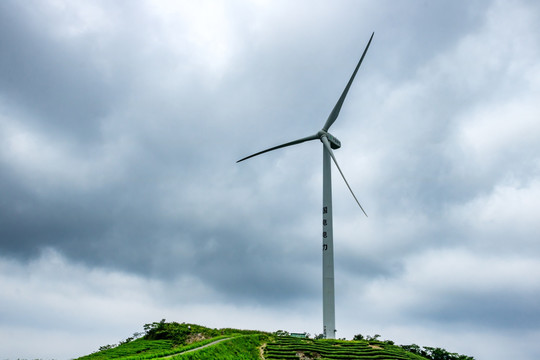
[158,337,232,359]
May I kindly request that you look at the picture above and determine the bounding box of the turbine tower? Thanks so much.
[237,32,374,339]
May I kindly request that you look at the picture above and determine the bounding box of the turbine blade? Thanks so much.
[321,136,368,217]
[322,32,374,132]
[237,134,319,163]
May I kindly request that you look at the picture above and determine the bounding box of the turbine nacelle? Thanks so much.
[318,130,341,150]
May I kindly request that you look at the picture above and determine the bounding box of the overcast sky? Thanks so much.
[1,1,540,359]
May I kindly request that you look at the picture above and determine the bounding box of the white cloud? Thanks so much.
[452,95,540,182]
[0,112,133,193]
[0,249,321,359]
[448,179,540,256]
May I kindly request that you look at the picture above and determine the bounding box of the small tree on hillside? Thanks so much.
[366,334,381,341]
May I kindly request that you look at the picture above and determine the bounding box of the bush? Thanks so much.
[274,330,290,337]
[143,319,222,345]
[399,344,475,360]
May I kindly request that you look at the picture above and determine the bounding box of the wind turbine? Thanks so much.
[237,32,374,339]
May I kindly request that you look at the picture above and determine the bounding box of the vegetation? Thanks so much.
[400,344,475,360]
[171,334,266,360]
[75,320,474,360]
[143,320,218,344]
[77,338,176,360]
[75,320,266,360]
[264,336,426,360]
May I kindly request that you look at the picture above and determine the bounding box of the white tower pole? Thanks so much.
[322,142,336,339]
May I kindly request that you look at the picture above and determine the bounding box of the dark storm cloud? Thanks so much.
[0,2,116,141]
[0,174,113,258]
[415,291,540,330]
[0,0,331,307]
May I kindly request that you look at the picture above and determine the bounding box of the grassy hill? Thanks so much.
[75,320,474,360]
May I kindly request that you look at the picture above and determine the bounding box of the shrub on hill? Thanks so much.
[142,319,265,346]
[400,343,474,360]
[143,319,220,345]
[352,333,474,359]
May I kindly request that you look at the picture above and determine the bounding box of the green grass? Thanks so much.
[76,338,175,360]
[75,335,253,360]
[75,321,474,360]
[171,334,266,360]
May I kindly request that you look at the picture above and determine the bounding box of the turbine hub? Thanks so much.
[318,130,341,149]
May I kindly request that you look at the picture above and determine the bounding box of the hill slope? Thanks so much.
[75,320,474,360]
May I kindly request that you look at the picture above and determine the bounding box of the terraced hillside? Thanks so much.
[264,336,427,360]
